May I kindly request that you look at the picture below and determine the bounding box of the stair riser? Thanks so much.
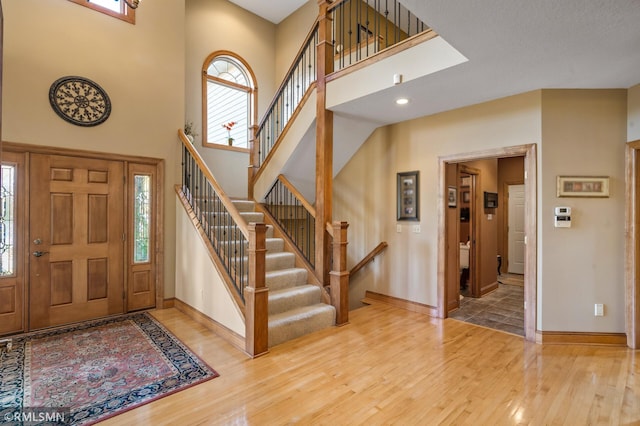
[190,198,255,213]
[234,253,295,272]
[268,305,336,347]
[265,254,295,271]
[266,269,308,290]
[219,238,284,253]
[231,200,256,212]
[210,225,274,240]
[203,212,264,226]
[269,286,322,315]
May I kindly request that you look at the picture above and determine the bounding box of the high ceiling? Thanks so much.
[227,0,308,24]
[230,0,640,124]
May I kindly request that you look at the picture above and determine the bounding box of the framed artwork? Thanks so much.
[397,171,420,221]
[484,191,498,208]
[462,191,470,203]
[448,186,457,208]
[557,176,609,198]
[461,176,471,187]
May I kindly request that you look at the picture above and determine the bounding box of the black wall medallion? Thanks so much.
[49,76,111,127]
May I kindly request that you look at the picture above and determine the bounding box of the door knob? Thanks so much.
[32,251,49,257]
[33,238,42,245]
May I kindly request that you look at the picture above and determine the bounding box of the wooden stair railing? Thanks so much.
[350,242,388,277]
[178,129,267,357]
[263,174,349,325]
[247,1,431,329]
[263,174,316,267]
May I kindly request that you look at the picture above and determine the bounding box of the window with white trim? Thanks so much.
[203,53,256,150]
[68,0,137,24]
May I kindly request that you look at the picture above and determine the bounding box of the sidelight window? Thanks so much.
[0,165,16,276]
[133,174,151,263]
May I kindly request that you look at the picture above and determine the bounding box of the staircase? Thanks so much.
[233,199,336,347]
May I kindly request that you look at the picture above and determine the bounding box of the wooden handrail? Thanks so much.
[350,242,388,276]
[277,174,316,217]
[327,0,347,13]
[325,222,334,238]
[178,129,249,239]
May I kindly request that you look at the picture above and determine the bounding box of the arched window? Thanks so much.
[202,52,256,150]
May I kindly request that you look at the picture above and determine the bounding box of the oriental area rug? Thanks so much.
[0,312,218,425]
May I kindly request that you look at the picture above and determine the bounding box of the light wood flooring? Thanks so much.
[102,302,640,425]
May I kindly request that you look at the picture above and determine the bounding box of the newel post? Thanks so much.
[248,123,259,199]
[315,0,335,285]
[330,221,349,325]
[245,223,268,357]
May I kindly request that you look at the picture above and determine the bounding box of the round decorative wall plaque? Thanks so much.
[49,76,111,127]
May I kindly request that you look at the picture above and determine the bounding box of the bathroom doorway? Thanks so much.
[438,144,537,342]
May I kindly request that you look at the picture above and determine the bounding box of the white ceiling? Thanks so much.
[227,0,308,24]
[231,0,640,124]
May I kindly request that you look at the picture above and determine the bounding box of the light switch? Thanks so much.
[396,224,402,233]
[413,225,420,233]
[595,304,604,317]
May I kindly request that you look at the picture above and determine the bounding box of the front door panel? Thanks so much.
[29,154,124,329]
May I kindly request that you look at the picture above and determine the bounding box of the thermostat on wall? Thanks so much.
[554,207,571,228]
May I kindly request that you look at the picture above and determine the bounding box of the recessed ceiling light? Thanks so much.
[396,98,409,105]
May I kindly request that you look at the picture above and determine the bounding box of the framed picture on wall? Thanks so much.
[448,186,457,208]
[397,171,420,221]
[557,176,609,197]
[462,191,470,203]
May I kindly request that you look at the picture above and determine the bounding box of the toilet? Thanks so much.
[460,242,469,269]
[460,242,470,290]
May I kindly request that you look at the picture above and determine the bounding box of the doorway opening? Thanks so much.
[438,144,537,342]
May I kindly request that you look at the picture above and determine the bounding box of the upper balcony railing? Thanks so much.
[255,23,319,169]
[330,0,430,72]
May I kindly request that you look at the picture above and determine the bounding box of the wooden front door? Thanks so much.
[29,154,125,329]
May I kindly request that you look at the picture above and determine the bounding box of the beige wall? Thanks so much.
[175,203,245,336]
[184,0,278,197]
[540,89,627,332]
[629,84,640,142]
[2,0,185,298]
[275,1,317,84]
[334,91,542,308]
[338,88,629,334]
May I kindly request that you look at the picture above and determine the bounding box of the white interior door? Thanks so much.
[508,184,525,274]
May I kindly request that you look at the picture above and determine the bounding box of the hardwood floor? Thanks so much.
[102,302,640,425]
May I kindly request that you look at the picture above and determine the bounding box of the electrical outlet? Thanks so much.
[594,303,604,317]
[413,225,421,233]
[396,224,402,233]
